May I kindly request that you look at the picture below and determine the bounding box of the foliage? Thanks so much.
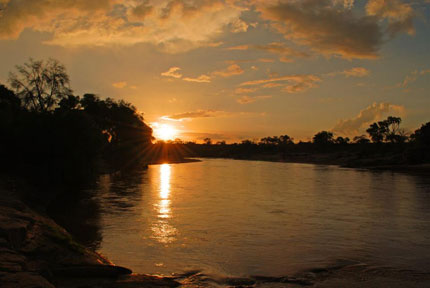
[366,116,407,143]
[260,135,293,145]
[410,122,430,146]
[9,59,72,112]
[353,135,370,144]
[312,131,334,145]
[1,59,154,198]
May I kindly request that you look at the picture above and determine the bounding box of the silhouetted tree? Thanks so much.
[279,135,293,145]
[335,136,350,145]
[9,58,72,112]
[0,84,21,111]
[313,131,334,145]
[353,135,370,144]
[366,116,406,143]
[366,123,384,143]
[411,122,430,146]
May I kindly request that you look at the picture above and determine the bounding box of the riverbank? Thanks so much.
[0,181,180,288]
[198,153,430,173]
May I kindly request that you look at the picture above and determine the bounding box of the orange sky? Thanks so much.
[0,0,429,142]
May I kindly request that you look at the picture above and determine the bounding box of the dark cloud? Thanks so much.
[257,0,384,59]
[163,110,222,120]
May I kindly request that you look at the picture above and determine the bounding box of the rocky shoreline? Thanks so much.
[0,186,181,288]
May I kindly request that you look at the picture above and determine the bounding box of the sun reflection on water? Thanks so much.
[151,164,177,244]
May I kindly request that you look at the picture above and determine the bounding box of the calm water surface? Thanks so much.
[59,159,430,276]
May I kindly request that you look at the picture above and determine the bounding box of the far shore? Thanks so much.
[191,155,430,174]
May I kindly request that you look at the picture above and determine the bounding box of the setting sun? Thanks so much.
[153,123,177,141]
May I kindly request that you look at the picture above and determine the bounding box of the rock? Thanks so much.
[117,274,181,287]
[172,269,202,278]
[0,272,55,288]
[52,264,132,278]
[281,277,313,286]
[0,248,26,272]
[0,216,30,249]
[221,277,256,286]
[251,275,284,282]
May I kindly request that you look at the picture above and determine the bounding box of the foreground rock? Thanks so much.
[0,188,180,288]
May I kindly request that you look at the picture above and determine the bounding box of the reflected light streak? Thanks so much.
[160,164,171,199]
[151,164,177,244]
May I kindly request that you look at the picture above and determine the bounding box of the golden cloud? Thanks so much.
[0,0,245,53]
[183,75,211,83]
[237,95,272,104]
[162,110,224,121]
[112,81,128,88]
[161,67,183,79]
[211,64,244,77]
[240,74,321,94]
[333,102,406,136]
[366,0,415,36]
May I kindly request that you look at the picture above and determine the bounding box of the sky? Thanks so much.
[0,0,429,142]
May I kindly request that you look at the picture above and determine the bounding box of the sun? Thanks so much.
[153,123,177,141]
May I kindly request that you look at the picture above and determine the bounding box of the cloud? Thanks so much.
[226,42,310,62]
[237,95,272,104]
[162,109,223,121]
[255,0,384,59]
[366,0,415,36]
[130,0,153,20]
[262,83,283,88]
[183,74,211,83]
[211,64,244,77]
[112,81,127,88]
[161,67,183,79]
[240,74,322,93]
[235,87,258,94]
[328,67,370,78]
[0,0,245,53]
[230,18,249,33]
[161,63,243,83]
[254,42,310,62]
[332,102,405,136]
[332,0,355,9]
[399,68,430,87]
[226,45,249,50]
[341,67,370,78]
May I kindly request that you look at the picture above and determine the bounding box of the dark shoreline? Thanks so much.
[193,155,430,174]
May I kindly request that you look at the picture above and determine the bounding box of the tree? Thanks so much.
[0,84,21,111]
[313,131,334,145]
[411,122,430,146]
[353,135,370,144]
[9,58,72,112]
[366,116,406,143]
[279,134,293,145]
[335,136,350,145]
[366,122,384,143]
[203,138,212,145]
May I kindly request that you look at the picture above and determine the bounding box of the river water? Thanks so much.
[53,159,430,277]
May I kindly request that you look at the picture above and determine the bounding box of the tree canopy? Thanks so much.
[9,58,72,112]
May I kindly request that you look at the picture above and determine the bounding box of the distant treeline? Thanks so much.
[160,118,430,167]
[0,59,153,195]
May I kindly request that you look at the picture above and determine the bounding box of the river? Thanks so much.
[51,159,430,277]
